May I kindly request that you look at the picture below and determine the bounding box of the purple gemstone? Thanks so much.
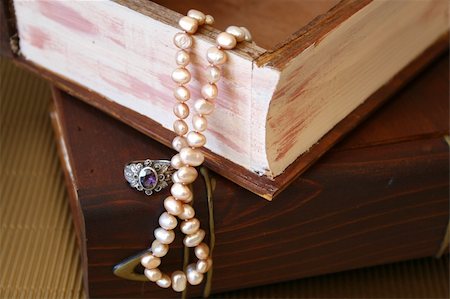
[139,168,157,189]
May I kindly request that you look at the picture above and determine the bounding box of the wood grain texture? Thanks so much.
[11,0,449,192]
[52,53,449,298]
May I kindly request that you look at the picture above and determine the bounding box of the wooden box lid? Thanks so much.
[9,0,449,199]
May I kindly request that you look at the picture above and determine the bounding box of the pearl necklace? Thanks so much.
[140,9,251,292]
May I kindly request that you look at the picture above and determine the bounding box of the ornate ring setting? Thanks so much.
[124,159,175,196]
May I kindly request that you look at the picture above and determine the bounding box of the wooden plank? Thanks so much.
[51,53,449,297]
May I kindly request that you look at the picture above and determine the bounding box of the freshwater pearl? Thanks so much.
[159,212,178,230]
[201,83,218,100]
[176,166,198,184]
[173,32,193,49]
[194,99,215,115]
[171,271,187,292]
[205,15,214,25]
[175,50,190,66]
[172,135,188,152]
[174,86,190,102]
[164,196,183,215]
[225,26,245,42]
[240,26,253,42]
[171,154,183,169]
[154,227,175,244]
[178,204,195,220]
[192,115,207,132]
[186,264,204,285]
[216,32,237,50]
[194,243,210,260]
[173,102,189,119]
[151,240,169,257]
[173,119,188,136]
[187,9,206,25]
[141,254,161,269]
[180,218,200,235]
[178,16,198,34]
[144,268,162,282]
[183,229,205,247]
[156,274,171,288]
[171,68,191,84]
[172,171,182,184]
[171,183,192,201]
[206,47,227,65]
[180,147,204,166]
[186,131,206,148]
[196,258,213,273]
[179,190,193,204]
[206,65,221,83]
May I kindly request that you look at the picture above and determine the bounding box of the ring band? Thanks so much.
[124,159,175,196]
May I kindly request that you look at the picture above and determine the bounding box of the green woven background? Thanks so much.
[0,57,448,298]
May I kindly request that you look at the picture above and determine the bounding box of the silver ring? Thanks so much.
[124,159,175,196]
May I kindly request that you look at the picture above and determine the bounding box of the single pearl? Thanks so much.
[173,102,189,119]
[196,258,213,274]
[174,86,190,102]
[173,32,193,49]
[206,47,227,65]
[176,166,198,184]
[176,50,190,66]
[141,254,161,269]
[171,154,183,169]
[180,218,200,235]
[159,212,178,230]
[201,83,218,100]
[180,147,204,166]
[172,68,191,84]
[164,196,183,215]
[151,240,169,257]
[195,243,210,260]
[186,131,206,148]
[154,227,175,244]
[178,204,195,220]
[206,66,221,83]
[216,32,237,50]
[240,26,252,42]
[192,115,207,132]
[183,229,205,247]
[172,171,182,184]
[173,119,188,136]
[187,9,205,25]
[179,190,193,204]
[194,99,215,115]
[186,264,204,285]
[225,26,245,42]
[172,136,188,152]
[156,274,171,288]
[171,271,187,292]
[171,183,192,201]
[144,268,162,282]
[178,16,198,34]
[205,15,214,25]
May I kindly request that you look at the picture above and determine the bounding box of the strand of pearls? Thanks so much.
[140,9,250,293]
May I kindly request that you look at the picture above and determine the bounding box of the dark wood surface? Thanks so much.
[52,52,449,298]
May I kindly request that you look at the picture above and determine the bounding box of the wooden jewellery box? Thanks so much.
[7,0,449,199]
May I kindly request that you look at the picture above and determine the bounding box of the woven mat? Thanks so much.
[1,57,448,299]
